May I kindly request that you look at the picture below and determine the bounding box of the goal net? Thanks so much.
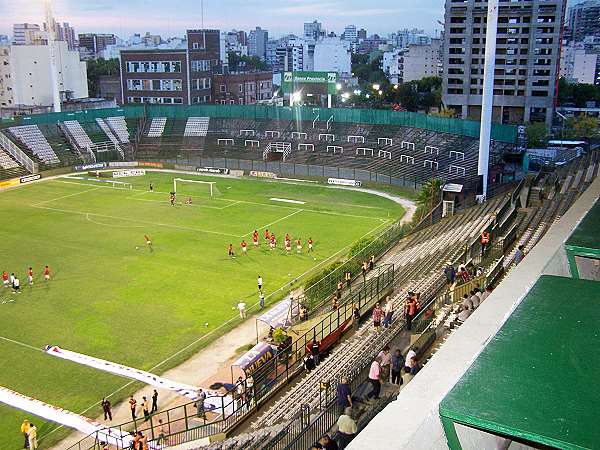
[173,178,221,198]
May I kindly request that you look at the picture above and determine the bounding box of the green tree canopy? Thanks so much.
[86,58,120,97]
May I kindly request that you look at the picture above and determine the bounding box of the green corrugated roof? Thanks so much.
[565,199,600,254]
[440,275,600,450]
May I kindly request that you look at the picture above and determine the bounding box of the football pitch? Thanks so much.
[0,171,405,447]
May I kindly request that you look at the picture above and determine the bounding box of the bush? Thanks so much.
[348,237,374,259]
[272,327,288,345]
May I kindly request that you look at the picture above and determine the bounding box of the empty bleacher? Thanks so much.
[8,125,61,165]
[105,116,130,143]
[63,120,95,149]
[147,118,167,137]
[184,117,210,136]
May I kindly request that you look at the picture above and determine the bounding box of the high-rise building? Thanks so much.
[187,29,221,104]
[0,41,88,107]
[78,33,117,59]
[304,20,324,41]
[12,23,41,46]
[382,39,442,84]
[54,22,77,50]
[442,0,566,125]
[313,37,352,76]
[568,0,600,42]
[357,28,367,40]
[343,25,358,43]
[248,27,268,60]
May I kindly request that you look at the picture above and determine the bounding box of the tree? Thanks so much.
[432,107,457,118]
[227,52,269,72]
[416,178,442,221]
[568,115,599,140]
[525,122,548,148]
[86,58,120,97]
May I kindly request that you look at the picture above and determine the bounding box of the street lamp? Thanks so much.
[372,83,380,91]
[336,83,342,91]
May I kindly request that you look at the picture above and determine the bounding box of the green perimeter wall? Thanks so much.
[3,105,517,143]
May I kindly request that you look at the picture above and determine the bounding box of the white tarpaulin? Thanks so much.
[44,345,234,414]
[0,385,134,447]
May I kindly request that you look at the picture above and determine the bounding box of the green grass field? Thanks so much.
[0,171,405,448]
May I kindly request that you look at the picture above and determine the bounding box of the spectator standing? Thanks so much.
[237,301,247,318]
[367,356,383,400]
[155,419,166,445]
[129,395,137,420]
[480,231,490,257]
[405,347,417,371]
[391,349,403,385]
[383,296,394,328]
[311,339,321,365]
[195,389,206,419]
[20,419,31,449]
[352,304,360,331]
[101,398,112,421]
[259,292,265,309]
[337,280,343,298]
[344,270,351,288]
[372,303,383,332]
[141,396,150,421]
[236,376,246,408]
[151,389,158,413]
[303,353,316,371]
[514,245,525,265]
[336,377,352,409]
[409,356,421,376]
[369,255,375,270]
[245,375,254,406]
[378,345,392,382]
[404,295,417,331]
[459,266,470,283]
[28,423,37,450]
[444,262,456,287]
[336,407,357,449]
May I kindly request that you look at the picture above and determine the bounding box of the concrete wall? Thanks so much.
[348,175,600,449]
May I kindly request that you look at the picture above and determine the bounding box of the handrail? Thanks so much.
[0,131,38,173]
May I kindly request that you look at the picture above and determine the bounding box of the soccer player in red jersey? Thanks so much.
[43,265,50,281]
[270,234,276,250]
[307,238,314,252]
[241,240,248,254]
[285,238,291,254]
[28,267,34,285]
[285,233,290,243]
[296,239,302,254]
[2,270,9,288]
[228,243,234,257]
[264,229,270,242]
[252,232,259,247]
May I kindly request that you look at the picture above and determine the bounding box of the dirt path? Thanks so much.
[46,189,416,449]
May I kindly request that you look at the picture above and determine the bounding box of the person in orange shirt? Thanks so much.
[296,239,302,254]
[228,243,234,257]
[2,271,9,288]
[28,267,34,285]
[43,265,50,281]
[307,237,314,252]
[241,240,248,255]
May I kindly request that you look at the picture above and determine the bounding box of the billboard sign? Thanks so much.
[282,71,338,95]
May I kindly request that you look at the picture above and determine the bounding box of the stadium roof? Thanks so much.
[440,275,600,449]
[565,198,600,255]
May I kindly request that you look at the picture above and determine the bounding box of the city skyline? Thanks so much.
[0,0,446,38]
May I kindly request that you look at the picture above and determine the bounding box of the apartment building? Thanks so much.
[442,0,566,125]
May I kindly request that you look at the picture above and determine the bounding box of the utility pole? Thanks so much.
[477,0,499,201]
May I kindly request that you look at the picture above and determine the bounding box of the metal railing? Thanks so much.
[0,130,38,173]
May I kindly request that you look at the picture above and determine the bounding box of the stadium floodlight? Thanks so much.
[372,83,380,91]
[341,92,350,100]
[378,90,383,95]
[336,83,342,91]
[291,91,302,105]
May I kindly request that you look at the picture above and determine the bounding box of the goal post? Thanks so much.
[173,178,219,197]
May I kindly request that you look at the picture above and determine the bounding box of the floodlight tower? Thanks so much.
[44,0,62,112]
[477,0,499,201]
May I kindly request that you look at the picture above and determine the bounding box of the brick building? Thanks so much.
[212,71,273,105]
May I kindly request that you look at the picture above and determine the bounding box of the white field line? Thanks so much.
[32,186,101,207]
[244,209,303,237]
[6,217,391,443]
[30,204,242,238]
[85,213,145,228]
[54,179,390,220]
[0,335,44,352]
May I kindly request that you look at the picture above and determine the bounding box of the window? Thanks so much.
[191,60,211,72]
[220,84,226,93]
[126,61,181,73]
[239,84,243,93]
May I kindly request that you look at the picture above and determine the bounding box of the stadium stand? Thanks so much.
[147,117,167,137]
[7,125,60,165]
[184,117,210,136]
[63,120,95,149]
[0,148,19,170]
[105,116,130,143]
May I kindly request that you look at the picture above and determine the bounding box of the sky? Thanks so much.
[0,0,447,38]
